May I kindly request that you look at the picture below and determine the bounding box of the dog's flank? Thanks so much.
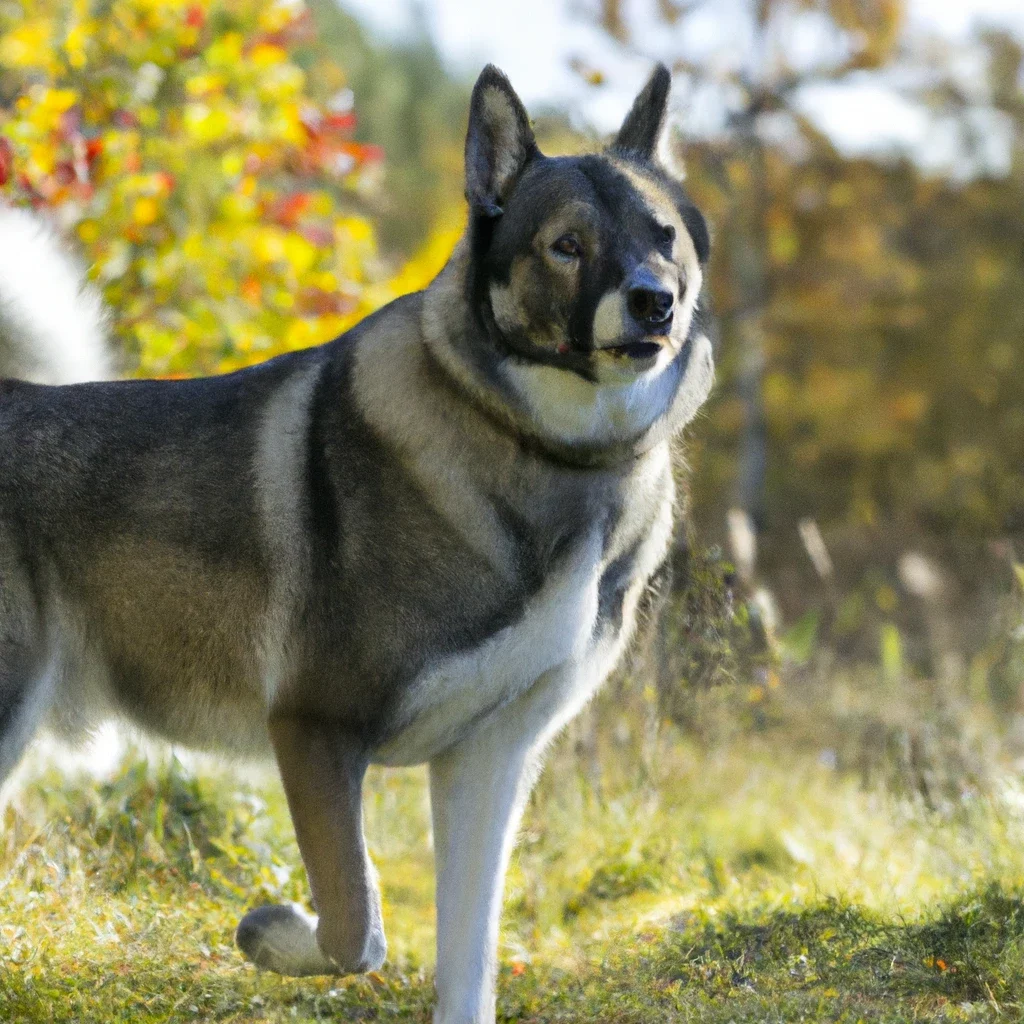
[0,206,113,384]
[0,64,714,1024]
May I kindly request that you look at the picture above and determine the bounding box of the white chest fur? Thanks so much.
[372,529,606,767]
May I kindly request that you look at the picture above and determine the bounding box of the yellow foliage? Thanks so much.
[0,0,460,377]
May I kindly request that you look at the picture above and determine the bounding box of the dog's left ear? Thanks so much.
[465,65,538,218]
[613,63,672,162]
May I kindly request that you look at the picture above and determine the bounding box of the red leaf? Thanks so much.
[241,276,261,304]
[0,138,13,188]
[60,108,82,139]
[322,112,356,133]
[274,192,311,227]
[301,224,333,247]
[53,161,76,187]
[299,288,344,315]
[113,109,140,130]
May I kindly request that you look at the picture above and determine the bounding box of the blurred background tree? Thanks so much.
[305,0,468,253]
[581,1,1024,676]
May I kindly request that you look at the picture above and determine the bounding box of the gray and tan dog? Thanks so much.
[0,65,714,1023]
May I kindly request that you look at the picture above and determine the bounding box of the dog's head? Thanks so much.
[430,64,714,462]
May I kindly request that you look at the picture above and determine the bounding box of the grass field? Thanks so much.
[3,696,1024,1023]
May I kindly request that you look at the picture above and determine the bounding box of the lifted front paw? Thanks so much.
[236,902,387,977]
[236,903,336,977]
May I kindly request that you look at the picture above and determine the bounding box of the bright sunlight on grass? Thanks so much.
[5,692,1024,1023]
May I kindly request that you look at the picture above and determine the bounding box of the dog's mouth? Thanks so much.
[595,314,674,364]
[503,318,674,376]
[601,340,663,361]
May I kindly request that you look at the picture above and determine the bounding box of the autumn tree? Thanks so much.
[305,0,469,254]
[585,0,904,534]
[585,4,1024,663]
[0,0,456,377]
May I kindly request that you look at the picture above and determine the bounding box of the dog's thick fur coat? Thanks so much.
[0,66,714,1023]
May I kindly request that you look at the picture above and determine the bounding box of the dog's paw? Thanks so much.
[317,914,387,975]
[236,903,336,977]
[236,902,387,976]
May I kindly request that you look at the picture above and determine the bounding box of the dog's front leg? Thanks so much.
[429,676,570,1024]
[236,717,386,976]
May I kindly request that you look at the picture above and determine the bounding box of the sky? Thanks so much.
[340,0,1024,175]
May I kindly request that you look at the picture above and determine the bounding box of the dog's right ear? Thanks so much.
[465,65,538,219]
[612,63,671,163]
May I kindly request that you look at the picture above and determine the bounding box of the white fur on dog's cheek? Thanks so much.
[489,283,519,335]
[503,327,713,450]
[662,261,702,360]
[592,290,624,348]
[677,265,702,338]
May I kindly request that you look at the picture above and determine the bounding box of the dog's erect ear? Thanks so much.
[613,63,672,162]
[465,65,538,218]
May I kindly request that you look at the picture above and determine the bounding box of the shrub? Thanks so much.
[0,0,458,376]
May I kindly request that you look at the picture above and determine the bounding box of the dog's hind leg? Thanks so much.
[0,573,48,791]
[236,717,386,976]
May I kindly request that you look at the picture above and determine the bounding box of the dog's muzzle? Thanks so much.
[626,266,674,334]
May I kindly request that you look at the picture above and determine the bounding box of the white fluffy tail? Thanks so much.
[0,205,113,383]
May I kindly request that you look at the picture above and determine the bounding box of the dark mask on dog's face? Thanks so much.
[463,65,715,451]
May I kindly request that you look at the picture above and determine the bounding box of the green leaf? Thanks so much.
[781,610,820,665]
[880,622,903,683]
[1014,563,1024,594]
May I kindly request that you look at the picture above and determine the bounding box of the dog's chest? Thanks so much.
[371,463,674,767]
[372,528,608,766]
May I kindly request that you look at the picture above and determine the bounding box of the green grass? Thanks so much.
[4,714,1024,1023]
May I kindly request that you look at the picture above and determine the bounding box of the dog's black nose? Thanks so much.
[626,269,673,327]
[628,287,673,323]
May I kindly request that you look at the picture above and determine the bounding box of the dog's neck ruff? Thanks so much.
[420,247,712,471]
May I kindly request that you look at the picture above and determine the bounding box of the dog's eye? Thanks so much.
[551,235,582,260]
[662,224,676,245]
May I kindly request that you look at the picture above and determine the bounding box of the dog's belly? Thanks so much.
[45,625,272,756]
[372,530,605,767]
[39,555,273,756]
